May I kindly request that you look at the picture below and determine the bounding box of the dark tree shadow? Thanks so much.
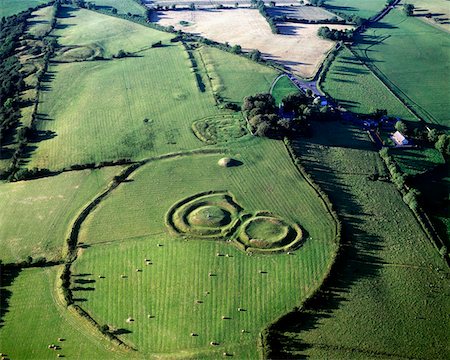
[0,267,22,329]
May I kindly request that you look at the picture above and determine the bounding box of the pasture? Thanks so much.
[408,0,450,32]
[323,0,387,20]
[321,47,416,120]
[266,5,341,21]
[389,147,444,176]
[90,0,146,15]
[155,8,352,78]
[197,46,278,104]
[73,139,339,357]
[0,0,49,17]
[0,266,132,359]
[270,121,450,359]
[26,4,55,37]
[0,167,120,264]
[353,9,450,127]
[271,75,299,106]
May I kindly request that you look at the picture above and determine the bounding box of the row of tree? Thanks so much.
[318,26,354,41]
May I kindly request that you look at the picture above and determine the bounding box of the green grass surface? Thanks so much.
[323,0,387,19]
[0,0,49,17]
[0,167,120,264]
[389,147,444,176]
[271,75,300,107]
[72,139,338,358]
[353,9,450,127]
[270,121,450,359]
[321,47,416,120]
[0,266,132,359]
[90,0,145,15]
[26,4,54,37]
[198,46,279,105]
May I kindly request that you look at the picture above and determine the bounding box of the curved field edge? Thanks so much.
[66,142,338,356]
[0,265,135,359]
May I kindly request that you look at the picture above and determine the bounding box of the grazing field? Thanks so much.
[0,0,49,17]
[323,0,387,19]
[90,0,146,15]
[52,7,172,58]
[353,9,450,127]
[0,167,120,264]
[270,121,450,359]
[26,4,55,37]
[267,5,341,21]
[321,47,416,120]
[198,46,278,104]
[0,266,132,359]
[73,139,339,357]
[408,0,450,32]
[155,8,352,78]
[271,75,299,106]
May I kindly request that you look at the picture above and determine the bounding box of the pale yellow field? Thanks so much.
[156,8,352,78]
[408,0,450,32]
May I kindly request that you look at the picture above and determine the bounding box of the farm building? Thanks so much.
[392,131,409,146]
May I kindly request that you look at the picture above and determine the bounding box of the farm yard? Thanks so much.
[1,0,449,359]
[154,8,352,78]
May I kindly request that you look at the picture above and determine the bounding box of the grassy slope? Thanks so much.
[271,76,299,106]
[271,121,450,359]
[0,167,120,263]
[353,8,450,127]
[198,46,279,105]
[26,4,54,37]
[72,139,338,358]
[0,266,134,359]
[0,0,49,17]
[321,47,415,120]
[323,0,386,19]
[90,0,145,15]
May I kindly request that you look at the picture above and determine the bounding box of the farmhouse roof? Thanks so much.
[393,131,408,144]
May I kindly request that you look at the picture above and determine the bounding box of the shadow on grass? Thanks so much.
[269,122,385,358]
[0,267,22,329]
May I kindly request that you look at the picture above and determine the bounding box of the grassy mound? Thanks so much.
[187,205,231,228]
[237,213,303,253]
[166,191,242,238]
[54,45,103,62]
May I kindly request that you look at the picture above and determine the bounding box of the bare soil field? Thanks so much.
[155,8,351,78]
[148,0,299,10]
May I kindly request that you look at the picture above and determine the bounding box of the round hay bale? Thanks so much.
[126,317,134,323]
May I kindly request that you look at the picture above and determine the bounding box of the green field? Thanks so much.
[321,47,416,120]
[353,9,450,127]
[198,46,279,105]
[270,121,450,359]
[0,168,120,264]
[389,147,445,176]
[271,75,300,107]
[323,0,386,19]
[26,4,54,37]
[72,139,339,358]
[0,266,133,359]
[0,0,49,17]
[90,0,145,15]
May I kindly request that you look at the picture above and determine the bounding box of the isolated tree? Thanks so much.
[395,120,408,134]
[269,1,276,6]
[171,4,176,9]
[189,2,196,10]
[235,2,239,8]
[403,4,414,16]
[231,44,242,54]
[249,49,261,61]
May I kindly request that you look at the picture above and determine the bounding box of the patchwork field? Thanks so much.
[73,139,339,357]
[0,0,49,17]
[353,9,450,127]
[0,167,120,264]
[155,8,352,78]
[270,121,450,359]
[321,47,416,120]
[323,0,387,20]
[0,266,132,359]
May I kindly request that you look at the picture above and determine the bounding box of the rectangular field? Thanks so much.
[353,9,450,127]
[323,0,387,19]
[321,47,416,120]
[155,8,352,78]
[267,5,341,21]
[0,0,49,17]
[90,0,146,15]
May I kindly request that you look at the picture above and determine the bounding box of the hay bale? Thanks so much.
[210,341,219,346]
[58,338,64,342]
[120,274,126,278]
[126,317,134,323]
[241,329,246,333]
[190,333,197,336]
[135,269,141,272]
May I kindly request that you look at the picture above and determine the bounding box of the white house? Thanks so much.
[392,131,408,146]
